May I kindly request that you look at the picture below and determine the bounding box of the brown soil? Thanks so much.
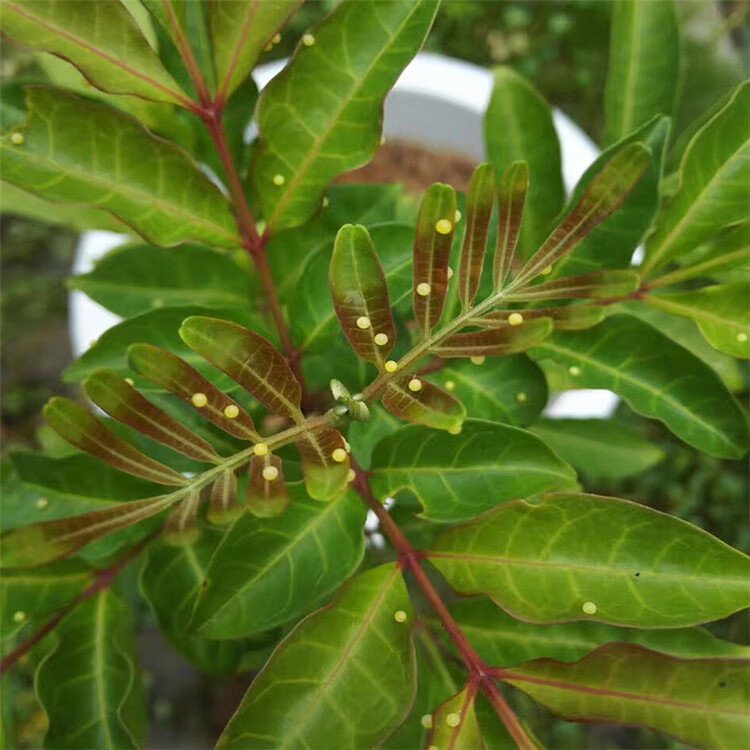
[335,139,477,193]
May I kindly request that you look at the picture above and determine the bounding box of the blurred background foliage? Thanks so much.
[1,1,748,748]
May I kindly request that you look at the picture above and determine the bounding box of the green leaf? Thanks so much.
[445,598,750,667]
[1,560,93,630]
[64,306,266,390]
[429,492,750,627]
[43,397,188,486]
[431,318,553,358]
[139,530,266,674]
[644,81,750,274]
[210,0,301,101]
[69,243,253,318]
[0,181,129,232]
[83,371,220,464]
[604,0,681,144]
[530,314,749,458]
[506,270,640,302]
[0,0,189,106]
[127,343,259,440]
[513,143,652,287]
[647,282,750,359]
[485,67,564,260]
[245,453,289,518]
[479,305,606,332]
[1,494,175,568]
[552,116,670,278]
[0,88,240,248]
[251,0,439,231]
[501,643,750,750]
[429,687,484,750]
[207,469,243,525]
[216,564,416,749]
[296,425,350,502]
[432,356,548,427]
[531,418,665,480]
[369,420,577,523]
[494,161,528,291]
[36,590,146,749]
[459,163,495,308]
[330,224,397,365]
[180,316,303,420]
[619,302,745,392]
[190,485,366,639]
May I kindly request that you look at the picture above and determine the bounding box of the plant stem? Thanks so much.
[351,468,536,749]
[0,531,158,679]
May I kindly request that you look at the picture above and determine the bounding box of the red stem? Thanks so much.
[352,468,536,749]
[0,531,157,679]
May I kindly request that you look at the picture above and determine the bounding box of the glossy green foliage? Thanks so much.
[644,81,750,273]
[485,67,564,259]
[251,0,439,230]
[369,420,577,522]
[190,485,366,639]
[2,4,749,747]
[36,590,146,749]
[502,644,750,750]
[447,598,750,667]
[430,492,750,627]
[604,0,681,144]
[532,315,748,458]
[0,89,240,248]
[216,564,416,748]
[0,0,188,105]
[647,282,750,359]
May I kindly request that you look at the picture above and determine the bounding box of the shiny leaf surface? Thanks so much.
[429,492,750,627]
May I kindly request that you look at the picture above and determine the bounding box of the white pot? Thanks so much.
[70,52,615,418]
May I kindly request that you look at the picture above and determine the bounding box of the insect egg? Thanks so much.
[262,466,279,481]
[582,601,597,615]
[124,377,135,386]
[408,378,422,392]
[508,312,524,326]
[470,355,485,366]
[420,714,433,729]
[347,469,356,482]
[253,443,269,456]
[446,712,461,727]
[416,282,431,296]
[568,365,581,377]
[356,316,371,330]
[223,404,239,419]
[516,392,527,403]
[737,332,748,343]
[542,265,553,275]
[447,267,454,279]
[374,333,389,346]
[302,33,315,46]
[272,174,285,186]
[331,448,347,463]
[36,498,48,510]
[384,360,398,372]
[444,380,456,391]
[454,209,462,222]
[435,219,453,234]
[13,611,26,624]
[191,392,208,408]
[10,132,24,145]
[393,610,407,623]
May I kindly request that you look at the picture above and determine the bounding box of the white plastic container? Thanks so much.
[70,52,615,417]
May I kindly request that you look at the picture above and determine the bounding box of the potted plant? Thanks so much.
[1,1,748,748]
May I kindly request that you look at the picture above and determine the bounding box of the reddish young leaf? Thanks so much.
[382,376,466,432]
[458,163,496,309]
[506,270,640,302]
[0,494,176,568]
[514,143,651,286]
[84,371,220,464]
[429,686,484,749]
[330,224,397,366]
[296,425,350,502]
[246,453,288,518]
[494,161,529,291]
[43,397,187,486]
[179,317,303,421]
[162,490,202,546]
[414,183,458,332]
[432,319,553,358]
[207,470,243,525]
[128,344,258,440]
[477,306,605,332]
